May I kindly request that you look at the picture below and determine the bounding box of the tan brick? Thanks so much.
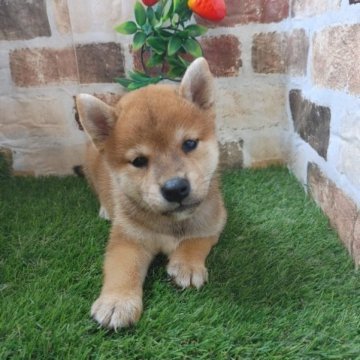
[201,35,241,77]
[246,131,288,166]
[337,111,360,189]
[353,216,360,268]
[53,0,71,34]
[251,159,285,168]
[76,43,125,84]
[197,0,289,27]
[307,163,359,256]
[13,144,86,177]
[291,0,341,17]
[10,48,78,87]
[67,0,127,33]
[0,0,51,40]
[312,25,360,95]
[252,29,308,75]
[0,95,70,140]
[216,80,288,131]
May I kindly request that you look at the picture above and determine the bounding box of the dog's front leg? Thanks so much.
[91,228,153,330]
[167,236,218,289]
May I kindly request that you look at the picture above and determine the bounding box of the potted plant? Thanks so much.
[115,0,226,90]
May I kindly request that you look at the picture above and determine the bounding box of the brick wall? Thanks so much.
[0,1,359,263]
[0,0,291,174]
[0,0,132,175]
[284,0,360,266]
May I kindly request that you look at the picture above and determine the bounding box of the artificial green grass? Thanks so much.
[1,164,359,359]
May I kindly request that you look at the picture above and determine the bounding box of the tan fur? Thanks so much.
[76,58,226,330]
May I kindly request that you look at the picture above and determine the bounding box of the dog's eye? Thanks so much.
[131,156,148,168]
[182,139,198,153]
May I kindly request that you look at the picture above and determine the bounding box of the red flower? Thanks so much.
[142,0,159,6]
[188,0,226,21]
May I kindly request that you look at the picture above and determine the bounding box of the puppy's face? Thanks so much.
[77,58,218,220]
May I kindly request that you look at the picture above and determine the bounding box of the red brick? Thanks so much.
[76,43,125,84]
[308,163,359,257]
[289,90,330,159]
[197,0,289,27]
[312,25,360,95]
[201,35,241,77]
[10,48,77,87]
[0,0,51,40]
[252,29,308,75]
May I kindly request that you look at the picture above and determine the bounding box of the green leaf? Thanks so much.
[178,55,190,68]
[142,22,153,35]
[167,56,183,68]
[135,1,147,26]
[173,0,189,14]
[167,65,185,78]
[158,29,172,39]
[162,0,172,21]
[177,6,192,22]
[115,77,132,88]
[154,2,163,20]
[171,13,180,27]
[133,31,147,51]
[147,7,157,27]
[129,71,151,82]
[128,82,148,90]
[185,24,208,37]
[146,53,164,68]
[114,21,138,35]
[173,0,182,12]
[183,38,203,58]
[148,75,162,84]
[167,36,182,56]
[147,36,167,54]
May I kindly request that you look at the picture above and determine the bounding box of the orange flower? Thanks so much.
[188,0,226,21]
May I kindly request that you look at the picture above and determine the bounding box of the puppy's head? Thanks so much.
[77,58,219,220]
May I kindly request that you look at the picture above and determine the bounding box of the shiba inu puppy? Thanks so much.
[76,57,226,330]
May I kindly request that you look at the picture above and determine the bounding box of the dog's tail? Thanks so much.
[73,165,85,178]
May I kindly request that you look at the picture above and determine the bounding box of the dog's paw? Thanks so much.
[167,261,208,289]
[91,294,142,330]
[98,206,110,220]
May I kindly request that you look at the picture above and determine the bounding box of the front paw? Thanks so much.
[167,261,208,289]
[91,293,142,330]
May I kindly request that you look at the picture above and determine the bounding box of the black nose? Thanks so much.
[161,177,190,203]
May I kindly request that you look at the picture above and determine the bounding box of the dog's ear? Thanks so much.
[76,94,117,150]
[179,57,214,110]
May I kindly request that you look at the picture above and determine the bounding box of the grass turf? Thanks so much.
[0,165,359,359]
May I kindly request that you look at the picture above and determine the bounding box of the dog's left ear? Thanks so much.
[76,94,117,150]
[179,57,214,110]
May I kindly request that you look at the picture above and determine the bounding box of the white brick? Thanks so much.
[67,0,133,34]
